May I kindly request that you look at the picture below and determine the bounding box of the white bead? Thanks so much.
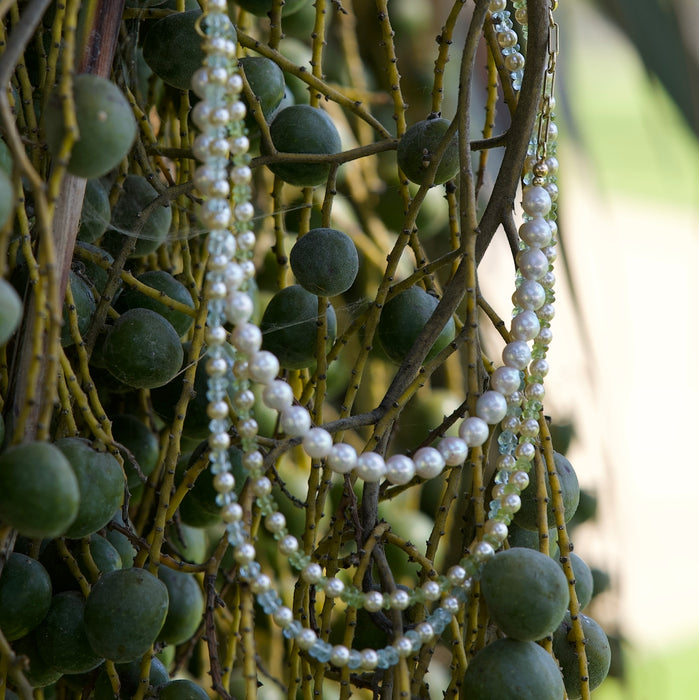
[237,231,256,252]
[248,351,280,384]
[502,493,522,513]
[235,202,255,222]
[489,0,506,11]
[231,389,255,412]
[447,565,467,584]
[207,280,228,299]
[354,452,386,482]
[421,580,442,601]
[516,247,549,280]
[278,535,299,555]
[413,446,445,479]
[529,358,549,377]
[280,405,311,437]
[484,519,508,543]
[541,270,556,289]
[510,470,529,489]
[206,323,227,345]
[472,541,495,562]
[273,606,293,628]
[510,310,541,341]
[227,72,243,94]
[324,578,345,598]
[199,199,231,229]
[252,476,272,497]
[250,573,271,593]
[210,107,231,126]
[243,450,264,472]
[213,471,235,493]
[234,543,256,564]
[490,365,521,394]
[415,622,435,642]
[521,185,552,217]
[476,391,508,424]
[536,326,553,345]
[209,432,230,451]
[515,441,535,461]
[442,596,460,614]
[513,279,546,310]
[190,68,209,99]
[224,262,244,290]
[504,51,525,72]
[231,323,262,354]
[230,100,247,121]
[302,428,333,459]
[330,645,350,667]
[208,138,230,159]
[238,418,258,439]
[360,649,379,670]
[437,436,468,466]
[207,400,229,420]
[296,628,317,650]
[326,443,357,474]
[545,182,559,202]
[301,563,323,584]
[501,415,519,433]
[225,291,254,325]
[262,380,294,411]
[525,382,546,401]
[538,303,555,322]
[389,588,410,610]
[222,502,243,523]
[519,216,552,248]
[240,260,256,280]
[363,590,384,612]
[207,0,226,12]
[502,340,531,369]
[208,66,229,86]
[231,165,252,185]
[265,511,286,533]
[191,101,212,130]
[520,418,539,437]
[395,636,413,657]
[385,454,416,485]
[458,416,489,446]
[230,135,250,155]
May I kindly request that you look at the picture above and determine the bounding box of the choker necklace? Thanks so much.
[194,0,560,676]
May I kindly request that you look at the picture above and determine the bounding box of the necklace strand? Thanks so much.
[193,0,559,671]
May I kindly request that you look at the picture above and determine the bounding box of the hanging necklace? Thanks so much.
[193,0,559,672]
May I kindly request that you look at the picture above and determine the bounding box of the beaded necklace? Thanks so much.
[193,0,559,673]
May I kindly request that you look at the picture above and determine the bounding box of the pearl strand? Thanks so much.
[193,0,559,671]
[489,0,526,91]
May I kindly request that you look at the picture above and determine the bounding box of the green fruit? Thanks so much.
[462,637,565,700]
[562,552,594,611]
[552,612,611,699]
[84,568,169,662]
[234,0,310,17]
[167,522,208,564]
[102,308,183,389]
[35,591,103,673]
[103,174,172,258]
[93,656,169,700]
[0,277,22,346]
[158,679,209,700]
[11,633,63,688]
[568,487,598,529]
[86,534,123,575]
[111,414,160,489]
[507,521,559,558]
[55,437,124,539]
[0,138,12,174]
[377,286,455,365]
[44,74,136,178]
[116,270,194,338]
[0,553,52,640]
[61,270,96,347]
[278,38,312,104]
[590,567,611,598]
[77,179,111,243]
[0,167,14,228]
[266,105,342,187]
[514,451,580,531]
[0,441,79,538]
[260,284,337,369]
[396,117,459,186]
[240,56,286,131]
[142,11,206,91]
[105,513,137,568]
[157,565,204,645]
[480,547,569,641]
[74,243,116,295]
[289,227,359,296]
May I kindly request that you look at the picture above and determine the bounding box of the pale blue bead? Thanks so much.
[258,590,282,615]
[309,640,332,663]
[208,419,229,435]
[452,586,470,603]
[239,562,261,581]
[497,430,517,454]
[226,523,246,547]
[384,646,400,668]
[348,650,362,670]
[376,649,390,669]
[283,620,302,640]
[404,630,421,652]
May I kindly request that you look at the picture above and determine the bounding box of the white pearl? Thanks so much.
[208,66,229,86]
[498,454,515,470]
[541,270,556,289]
[238,418,258,440]
[516,248,549,280]
[206,324,227,347]
[190,68,209,99]
[231,323,262,354]
[326,443,357,474]
[442,596,460,614]
[385,454,415,485]
[520,418,539,437]
[207,400,228,420]
[273,606,293,628]
[240,260,256,280]
[536,327,553,345]
[363,590,384,612]
[248,351,280,384]
[296,628,317,650]
[330,645,350,667]
[234,543,256,564]
[262,380,294,411]
[436,436,468,466]
[278,535,299,555]
[519,216,552,248]
[237,231,256,252]
[545,155,559,174]
[252,476,272,497]
[231,389,255,412]
[422,580,442,601]
[209,431,230,451]
[510,470,529,489]
[484,519,508,543]
[250,574,271,594]
[545,182,559,202]
[225,291,254,325]
[191,101,212,130]
[501,415,519,433]
[227,72,243,94]
[224,262,244,290]
[389,588,410,610]
[280,405,311,437]
[302,428,333,459]
[360,649,379,670]
[504,51,525,72]
[525,382,546,401]
[230,135,250,155]
[489,0,506,11]
[415,622,435,642]
[231,165,252,185]
[213,471,235,493]
[521,185,552,217]
[510,310,541,341]
[472,541,495,562]
[243,450,264,472]
[235,202,255,222]
[515,441,535,461]
[513,279,546,310]
[210,107,231,126]
[490,365,521,394]
[458,416,489,446]
[529,358,549,377]
[207,0,226,12]
[538,303,555,322]
[324,578,345,598]
[502,493,522,513]
[502,340,532,369]
[301,563,323,584]
[395,636,413,657]
[207,280,228,300]
[446,565,466,584]
[265,511,286,533]
[476,391,508,424]
[354,452,386,482]
[230,100,246,121]
[199,199,231,229]
[413,446,445,479]
[208,138,230,159]
[222,502,243,523]
[497,29,518,48]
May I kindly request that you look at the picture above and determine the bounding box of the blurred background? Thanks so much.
[482,0,698,697]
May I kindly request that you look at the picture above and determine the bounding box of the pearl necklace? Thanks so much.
[192,0,558,672]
